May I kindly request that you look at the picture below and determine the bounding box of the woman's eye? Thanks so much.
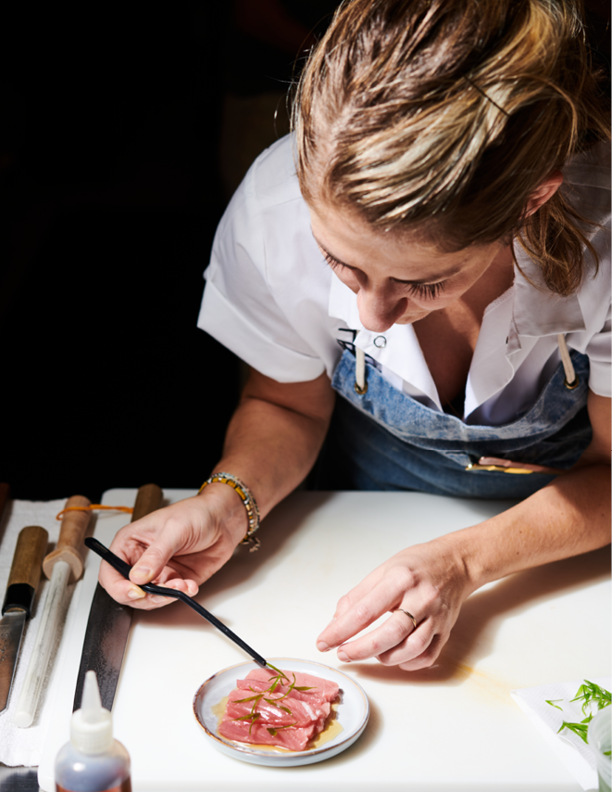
[321,247,447,299]
[322,251,345,270]
[406,281,447,299]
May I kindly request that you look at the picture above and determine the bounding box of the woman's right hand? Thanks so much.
[99,368,335,610]
[97,484,248,610]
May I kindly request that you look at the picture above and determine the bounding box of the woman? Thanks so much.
[101,0,610,671]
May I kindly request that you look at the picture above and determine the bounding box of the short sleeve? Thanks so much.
[197,138,333,383]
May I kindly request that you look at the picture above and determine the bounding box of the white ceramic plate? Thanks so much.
[193,657,369,767]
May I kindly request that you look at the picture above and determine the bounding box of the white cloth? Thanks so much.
[0,498,73,767]
[198,134,610,426]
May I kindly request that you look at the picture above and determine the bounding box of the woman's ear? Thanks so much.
[523,171,564,218]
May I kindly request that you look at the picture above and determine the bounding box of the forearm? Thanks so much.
[449,464,611,594]
[202,369,335,526]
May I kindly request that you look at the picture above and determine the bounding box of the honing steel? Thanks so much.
[72,483,163,712]
[14,496,92,727]
[0,525,49,713]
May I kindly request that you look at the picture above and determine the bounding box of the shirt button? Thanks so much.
[374,335,387,348]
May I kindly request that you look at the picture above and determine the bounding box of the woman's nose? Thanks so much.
[356,288,406,332]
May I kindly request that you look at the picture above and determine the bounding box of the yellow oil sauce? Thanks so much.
[213,695,343,753]
[311,702,343,749]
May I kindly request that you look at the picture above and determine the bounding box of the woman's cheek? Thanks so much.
[334,269,360,293]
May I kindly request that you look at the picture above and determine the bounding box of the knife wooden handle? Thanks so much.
[3,525,49,615]
[131,483,163,522]
[42,495,92,583]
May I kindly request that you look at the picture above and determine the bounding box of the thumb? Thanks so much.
[129,535,180,584]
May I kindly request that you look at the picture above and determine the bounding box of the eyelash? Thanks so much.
[406,281,447,299]
[322,251,447,300]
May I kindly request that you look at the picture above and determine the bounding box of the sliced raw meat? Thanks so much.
[219,667,340,751]
[225,687,330,728]
[219,717,317,751]
[238,668,340,701]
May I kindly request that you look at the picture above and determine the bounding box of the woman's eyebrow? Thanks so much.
[314,236,461,284]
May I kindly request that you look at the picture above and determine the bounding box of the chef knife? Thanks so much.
[0,525,49,713]
[72,483,163,712]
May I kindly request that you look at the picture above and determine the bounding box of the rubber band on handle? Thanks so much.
[55,504,134,520]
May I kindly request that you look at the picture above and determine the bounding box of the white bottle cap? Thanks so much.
[71,671,114,754]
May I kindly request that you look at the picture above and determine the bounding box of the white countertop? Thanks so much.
[37,488,611,791]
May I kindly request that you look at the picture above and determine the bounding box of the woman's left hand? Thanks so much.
[316,536,475,670]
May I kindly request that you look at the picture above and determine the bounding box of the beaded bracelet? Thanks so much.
[198,472,261,552]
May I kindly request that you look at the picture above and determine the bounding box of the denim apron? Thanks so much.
[326,347,591,498]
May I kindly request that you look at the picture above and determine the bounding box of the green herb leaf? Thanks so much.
[266,663,289,682]
[553,681,611,745]
[232,668,317,734]
[546,699,564,711]
[570,680,611,716]
[558,720,590,744]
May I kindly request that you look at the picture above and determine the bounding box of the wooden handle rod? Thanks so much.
[131,483,163,523]
[42,495,92,583]
[6,526,49,597]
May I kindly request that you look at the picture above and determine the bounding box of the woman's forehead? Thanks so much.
[308,200,496,277]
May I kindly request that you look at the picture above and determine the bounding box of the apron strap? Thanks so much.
[557,334,578,389]
[354,334,577,396]
[354,347,368,394]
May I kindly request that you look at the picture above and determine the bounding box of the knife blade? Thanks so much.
[72,483,163,712]
[0,525,49,713]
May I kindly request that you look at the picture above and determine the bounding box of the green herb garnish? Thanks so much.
[232,667,316,735]
[546,680,611,745]
[570,680,611,715]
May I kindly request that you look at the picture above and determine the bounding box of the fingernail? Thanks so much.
[337,650,350,663]
[131,567,151,582]
[127,586,146,600]
[150,595,169,605]
[317,641,329,652]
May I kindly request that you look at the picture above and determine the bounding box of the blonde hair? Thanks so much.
[293,0,609,296]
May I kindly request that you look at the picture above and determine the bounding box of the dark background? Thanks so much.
[0,0,608,503]
[0,1,338,502]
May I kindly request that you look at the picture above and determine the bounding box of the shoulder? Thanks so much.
[243,134,303,210]
[213,134,308,258]
[562,141,610,231]
[566,142,611,326]
[563,140,610,191]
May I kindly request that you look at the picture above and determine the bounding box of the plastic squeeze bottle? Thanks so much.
[55,671,132,792]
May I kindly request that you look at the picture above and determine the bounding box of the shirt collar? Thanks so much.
[510,244,586,339]
[328,274,441,405]
[327,253,588,412]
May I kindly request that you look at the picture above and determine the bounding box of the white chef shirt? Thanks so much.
[198,134,610,426]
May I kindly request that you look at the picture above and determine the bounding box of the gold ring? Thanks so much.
[394,609,417,629]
